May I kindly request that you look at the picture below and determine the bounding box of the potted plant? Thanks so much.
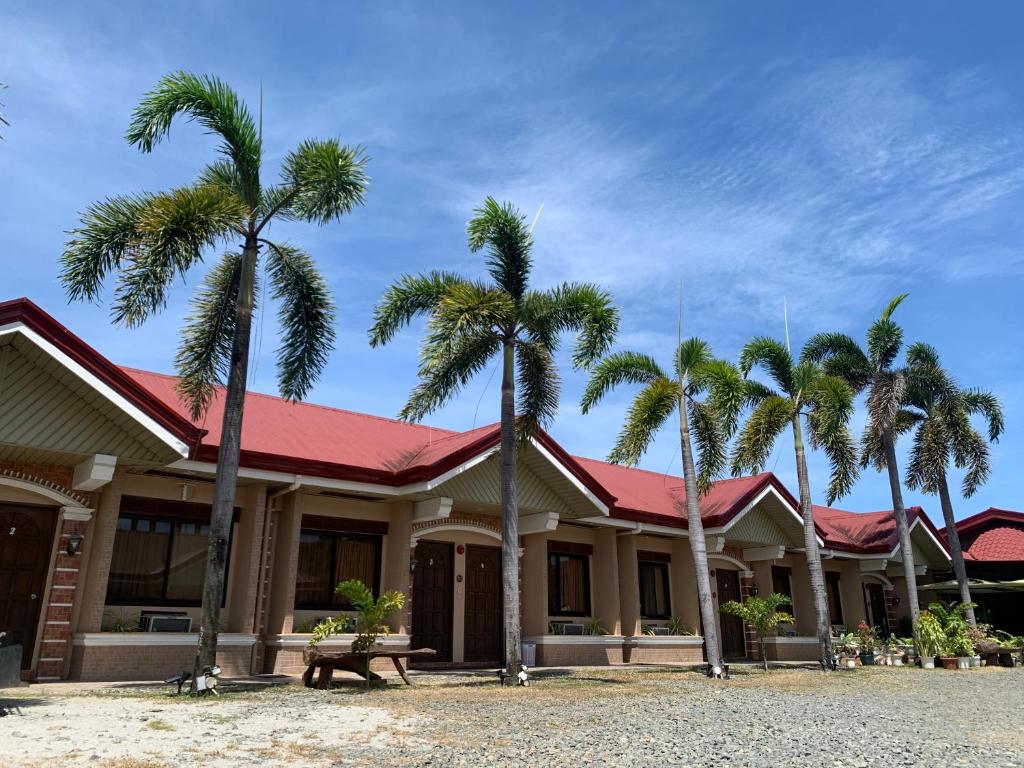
[308,580,404,653]
[915,610,944,669]
[855,621,877,666]
[833,631,859,668]
[721,592,793,671]
[929,602,975,670]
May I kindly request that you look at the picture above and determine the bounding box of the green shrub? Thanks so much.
[721,592,793,671]
[307,580,405,653]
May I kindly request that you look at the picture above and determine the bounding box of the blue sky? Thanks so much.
[2,2,1022,521]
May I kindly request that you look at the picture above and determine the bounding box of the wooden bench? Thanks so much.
[302,647,437,689]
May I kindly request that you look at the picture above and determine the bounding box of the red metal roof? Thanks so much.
[0,297,957,556]
[947,509,1024,562]
[813,503,947,557]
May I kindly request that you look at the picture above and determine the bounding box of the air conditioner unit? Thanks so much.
[562,623,584,636]
[141,614,193,633]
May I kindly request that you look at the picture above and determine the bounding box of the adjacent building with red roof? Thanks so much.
[0,298,957,681]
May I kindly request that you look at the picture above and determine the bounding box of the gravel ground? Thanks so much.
[2,666,1022,768]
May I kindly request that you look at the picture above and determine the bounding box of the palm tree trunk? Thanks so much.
[791,414,833,669]
[678,395,722,670]
[193,238,257,682]
[500,339,521,673]
[882,430,921,630]
[936,471,976,626]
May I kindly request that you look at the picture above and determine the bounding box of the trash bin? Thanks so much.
[521,642,536,667]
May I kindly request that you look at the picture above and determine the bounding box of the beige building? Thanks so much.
[0,299,952,682]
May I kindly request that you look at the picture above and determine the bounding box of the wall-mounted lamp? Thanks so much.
[409,558,418,574]
[892,596,901,607]
[750,585,759,596]
[66,534,84,556]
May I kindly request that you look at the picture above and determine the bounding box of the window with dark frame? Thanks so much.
[294,530,382,610]
[106,497,234,607]
[771,565,795,620]
[547,549,591,617]
[825,571,844,625]
[638,559,671,619]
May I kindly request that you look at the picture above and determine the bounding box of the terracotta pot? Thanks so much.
[939,656,958,670]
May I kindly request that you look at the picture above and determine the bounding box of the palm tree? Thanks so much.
[803,295,924,632]
[369,198,618,673]
[60,72,369,678]
[903,342,1004,627]
[732,337,859,668]
[580,340,746,669]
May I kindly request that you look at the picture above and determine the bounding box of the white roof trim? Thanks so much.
[0,323,190,458]
[528,437,609,515]
[705,485,823,547]
[171,439,611,517]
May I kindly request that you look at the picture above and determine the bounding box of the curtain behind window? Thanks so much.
[107,519,170,602]
[333,537,378,606]
[295,533,334,606]
[165,523,209,601]
[639,562,669,618]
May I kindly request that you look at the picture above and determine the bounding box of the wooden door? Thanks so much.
[716,569,746,659]
[463,545,502,663]
[864,582,890,636]
[0,505,56,669]
[411,540,453,662]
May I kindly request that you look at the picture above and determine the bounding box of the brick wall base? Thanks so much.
[622,641,704,664]
[69,644,253,682]
[762,639,821,662]
[534,641,624,666]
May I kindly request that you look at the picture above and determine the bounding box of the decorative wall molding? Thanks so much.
[0,468,90,508]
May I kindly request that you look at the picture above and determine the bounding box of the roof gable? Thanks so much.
[0,298,201,460]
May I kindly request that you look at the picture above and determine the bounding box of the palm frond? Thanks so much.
[174,251,242,420]
[694,358,746,438]
[904,419,947,494]
[805,375,858,503]
[865,368,906,434]
[607,378,680,465]
[264,241,336,401]
[739,336,793,394]
[676,337,713,384]
[689,399,727,495]
[111,186,246,326]
[515,339,560,439]
[905,341,940,369]
[730,395,793,475]
[368,271,466,346]
[431,282,515,347]
[957,425,991,498]
[278,139,369,226]
[197,160,245,200]
[126,71,261,206]
[399,332,500,422]
[466,197,532,301]
[743,379,779,406]
[580,351,666,414]
[960,388,1004,443]
[801,332,872,391]
[534,282,619,368]
[61,194,153,302]
[866,317,904,372]
[880,292,909,322]
[859,422,887,472]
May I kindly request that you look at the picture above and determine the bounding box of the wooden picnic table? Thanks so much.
[302,647,437,689]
